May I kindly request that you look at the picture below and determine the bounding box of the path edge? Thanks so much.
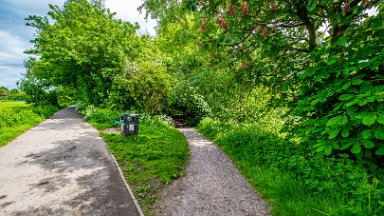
[106,145,145,216]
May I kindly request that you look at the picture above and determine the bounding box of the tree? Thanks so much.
[0,87,9,98]
[142,0,384,157]
[25,0,141,105]
[292,5,384,157]
[108,61,171,114]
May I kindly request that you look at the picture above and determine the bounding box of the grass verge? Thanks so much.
[0,101,59,147]
[77,105,189,215]
[197,117,384,216]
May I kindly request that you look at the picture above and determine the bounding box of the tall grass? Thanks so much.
[0,102,58,146]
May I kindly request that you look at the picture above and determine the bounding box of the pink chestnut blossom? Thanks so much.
[220,18,229,30]
[242,1,249,16]
[229,4,236,16]
[263,27,268,39]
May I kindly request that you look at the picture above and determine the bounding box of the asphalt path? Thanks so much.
[0,107,141,216]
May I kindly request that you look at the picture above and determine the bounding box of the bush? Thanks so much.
[290,6,384,160]
[18,76,59,106]
[168,80,211,125]
[77,103,120,130]
[108,61,170,114]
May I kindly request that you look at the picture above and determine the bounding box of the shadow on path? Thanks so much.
[0,107,140,216]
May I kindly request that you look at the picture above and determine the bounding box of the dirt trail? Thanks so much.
[155,128,271,216]
[0,107,140,216]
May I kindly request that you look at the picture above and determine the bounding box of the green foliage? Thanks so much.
[24,0,171,113]
[76,102,189,215]
[292,8,384,158]
[0,102,58,146]
[18,0,384,214]
[18,74,59,106]
[25,0,144,105]
[76,103,120,130]
[99,115,189,215]
[198,118,384,215]
[168,80,211,125]
[0,87,10,98]
[108,61,171,114]
[0,87,26,101]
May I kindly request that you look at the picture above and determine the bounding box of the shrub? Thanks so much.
[77,103,120,130]
[290,6,384,160]
[108,61,170,114]
[168,81,211,125]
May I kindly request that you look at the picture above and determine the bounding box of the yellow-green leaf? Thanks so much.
[375,146,384,155]
[361,140,375,149]
[374,129,384,140]
[341,128,349,137]
[362,113,377,126]
[351,142,361,154]
[361,129,372,139]
[328,129,340,139]
[377,114,384,125]
[351,79,364,85]
[339,94,354,101]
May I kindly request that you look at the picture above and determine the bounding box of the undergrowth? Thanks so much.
[76,104,189,215]
[197,118,384,216]
[0,101,58,146]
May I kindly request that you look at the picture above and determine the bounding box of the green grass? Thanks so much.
[0,101,59,146]
[78,105,189,215]
[101,121,189,215]
[197,118,384,216]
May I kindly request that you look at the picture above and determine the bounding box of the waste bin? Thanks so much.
[120,114,139,136]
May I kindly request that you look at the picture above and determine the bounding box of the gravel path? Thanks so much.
[0,107,140,216]
[155,128,271,216]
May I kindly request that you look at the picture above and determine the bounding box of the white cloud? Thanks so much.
[0,31,29,66]
[0,66,24,89]
[0,0,157,89]
[105,0,157,35]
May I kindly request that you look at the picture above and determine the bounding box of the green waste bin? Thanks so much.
[120,114,139,136]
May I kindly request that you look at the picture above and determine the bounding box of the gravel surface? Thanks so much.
[155,128,271,216]
[0,107,140,216]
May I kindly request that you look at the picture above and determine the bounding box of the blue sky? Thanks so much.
[0,0,156,89]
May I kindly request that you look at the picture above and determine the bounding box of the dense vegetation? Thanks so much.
[0,87,25,101]
[0,102,58,146]
[23,0,384,215]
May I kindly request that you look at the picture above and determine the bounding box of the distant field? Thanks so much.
[0,102,58,147]
[0,101,28,109]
